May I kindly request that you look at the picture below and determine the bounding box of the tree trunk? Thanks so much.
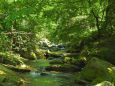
[91,10,101,39]
[88,0,101,39]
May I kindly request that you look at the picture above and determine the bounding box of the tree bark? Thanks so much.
[88,0,101,39]
[91,10,101,39]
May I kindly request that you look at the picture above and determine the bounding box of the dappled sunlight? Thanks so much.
[0,0,115,85]
[20,78,30,85]
[107,68,113,73]
[107,67,115,73]
[94,81,113,86]
[49,71,62,73]
[0,70,6,75]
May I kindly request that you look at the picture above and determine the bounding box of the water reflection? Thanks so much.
[22,59,77,86]
[24,71,76,86]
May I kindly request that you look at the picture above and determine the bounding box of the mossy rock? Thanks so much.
[0,64,22,85]
[3,64,37,72]
[46,64,80,72]
[94,81,114,86]
[19,48,46,60]
[75,57,115,85]
[19,50,37,60]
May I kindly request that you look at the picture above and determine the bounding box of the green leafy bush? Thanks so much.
[0,52,24,65]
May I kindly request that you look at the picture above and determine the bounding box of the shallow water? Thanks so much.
[22,59,77,86]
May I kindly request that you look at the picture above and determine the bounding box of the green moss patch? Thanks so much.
[76,57,115,85]
[0,64,22,85]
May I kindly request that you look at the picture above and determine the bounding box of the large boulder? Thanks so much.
[0,64,22,86]
[75,57,115,85]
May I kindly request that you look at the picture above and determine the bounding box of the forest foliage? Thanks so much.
[0,0,115,52]
[0,0,115,85]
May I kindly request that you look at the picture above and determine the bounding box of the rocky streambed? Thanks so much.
[21,59,78,86]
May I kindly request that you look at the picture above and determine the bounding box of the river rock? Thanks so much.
[75,57,115,85]
[0,64,22,85]
[40,72,48,76]
[46,64,80,72]
[94,81,113,86]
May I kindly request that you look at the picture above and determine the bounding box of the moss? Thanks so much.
[3,64,37,72]
[64,57,71,63]
[0,64,22,85]
[94,81,114,86]
[76,57,115,85]
[30,51,37,60]
[50,51,65,55]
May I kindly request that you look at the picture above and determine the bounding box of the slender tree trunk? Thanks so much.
[88,0,101,39]
[91,10,101,39]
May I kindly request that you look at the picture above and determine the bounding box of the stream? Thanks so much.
[21,59,77,86]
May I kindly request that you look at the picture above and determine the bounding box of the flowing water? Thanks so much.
[21,59,77,86]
